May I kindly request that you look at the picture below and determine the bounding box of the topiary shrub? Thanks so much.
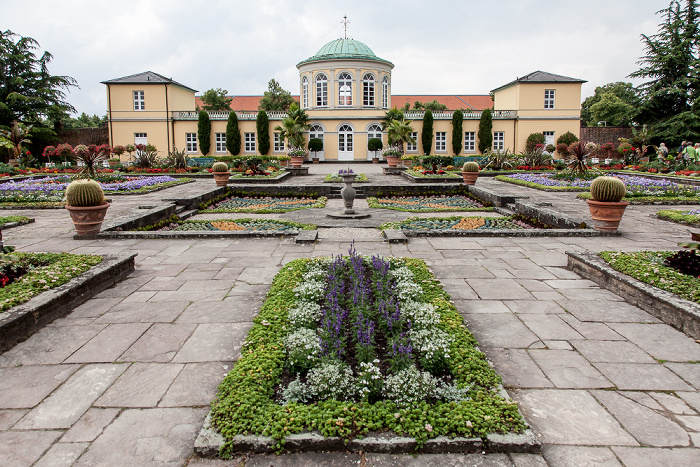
[525,133,546,153]
[212,162,229,173]
[256,110,270,155]
[198,110,211,155]
[590,176,626,202]
[226,111,241,155]
[65,179,105,206]
[556,131,578,147]
[478,108,493,154]
[368,138,383,157]
[309,138,323,159]
[452,109,463,155]
[462,161,479,172]
[421,110,434,155]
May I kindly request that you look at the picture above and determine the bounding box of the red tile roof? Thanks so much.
[194,94,492,111]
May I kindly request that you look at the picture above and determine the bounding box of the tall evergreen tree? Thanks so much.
[226,111,241,155]
[478,108,493,153]
[421,110,433,155]
[452,109,463,155]
[197,110,211,155]
[258,79,295,111]
[256,110,270,155]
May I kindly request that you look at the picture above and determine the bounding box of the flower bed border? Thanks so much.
[566,251,700,339]
[654,209,700,228]
[0,253,136,352]
[0,217,35,229]
[494,175,587,192]
[367,196,494,213]
[576,192,700,205]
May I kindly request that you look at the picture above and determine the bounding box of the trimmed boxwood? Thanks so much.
[209,257,525,455]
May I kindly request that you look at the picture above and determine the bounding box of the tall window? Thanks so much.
[245,132,256,152]
[435,132,447,152]
[543,131,555,147]
[274,132,285,152]
[302,76,309,109]
[493,132,505,151]
[382,77,389,109]
[338,125,353,151]
[367,124,382,141]
[185,133,197,153]
[464,132,476,152]
[133,91,145,111]
[406,132,418,152]
[338,73,352,106]
[363,73,375,106]
[544,89,555,109]
[215,133,226,153]
[309,124,324,142]
[316,74,328,107]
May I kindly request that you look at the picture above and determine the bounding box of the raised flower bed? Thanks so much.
[368,195,493,212]
[0,215,33,228]
[137,218,316,232]
[200,195,327,213]
[207,248,525,455]
[380,215,541,231]
[656,208,700,227]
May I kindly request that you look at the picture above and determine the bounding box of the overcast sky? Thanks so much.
[6,0,671,117]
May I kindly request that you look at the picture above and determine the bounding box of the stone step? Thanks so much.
[177,209,198,220]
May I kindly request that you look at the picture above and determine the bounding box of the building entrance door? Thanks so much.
[338,125,354,161]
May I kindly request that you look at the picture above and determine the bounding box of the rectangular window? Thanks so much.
[435,132,447,152]
[543,131,555,147]
[133,91,145,111]
[317,79,327,107]
[544,89,555,109]
[215,133,226,153]
[363,81,374,106]
[274,133,285,152]
[185,133,197,153]
[245,132,256,153]
[406,132,418,152]
[464,132,476,152]
[493,131,505,151]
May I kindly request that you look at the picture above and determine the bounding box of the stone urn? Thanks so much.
[340,173,357,214]
[66,203,110,236]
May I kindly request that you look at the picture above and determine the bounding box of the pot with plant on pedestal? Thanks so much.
[586,176,630,231]
[65,179,110,236]
[461,161,480,185]
[382,145,403,168]
[211,162,230,186]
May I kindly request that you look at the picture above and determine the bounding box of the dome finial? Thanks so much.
[341,15,350,39]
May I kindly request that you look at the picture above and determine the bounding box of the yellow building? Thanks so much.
[102,39,585,161]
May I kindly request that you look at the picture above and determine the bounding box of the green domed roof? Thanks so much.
[297,39,394,68]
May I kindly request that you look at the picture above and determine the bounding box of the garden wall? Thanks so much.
[579,126,632,147]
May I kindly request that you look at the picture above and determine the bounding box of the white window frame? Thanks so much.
[338,124,353,152]
[493,131,505,151]
[302,76,309,109]
[464,131,476,153]
[244,132,256,153]
[133,91,145,111]
[338,72,352,106]
[435,132,447,153]
[274,132,285,152]
[406,131,418,152]
[544,89,555,109]
[215,132,226,153]
[382,76,389,109]
[185,133,197,153]
[316,74,328,107]
[363,73,375,107]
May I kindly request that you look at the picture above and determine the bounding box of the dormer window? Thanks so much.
[133,91,145,111]
[338,73,352,106]
[544,89,555,109]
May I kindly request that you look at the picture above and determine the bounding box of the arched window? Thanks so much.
[382,76,389,109]
[367,124,382,141]
[338,124,353,152]
[302,76,309,109]
[309,124,324,142]
[316,74,328,107]
[338,73,352,106]
[363,73,375,107]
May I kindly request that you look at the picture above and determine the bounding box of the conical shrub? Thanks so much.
[590,176,626,202]
[65,179,105,207]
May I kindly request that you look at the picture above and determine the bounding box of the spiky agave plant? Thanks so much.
[567,141,591,177]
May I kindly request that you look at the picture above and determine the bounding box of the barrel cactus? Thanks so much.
[462,161,480,172]
[65,179,105,207]
[590,176,626,202]
[212,162,229,173]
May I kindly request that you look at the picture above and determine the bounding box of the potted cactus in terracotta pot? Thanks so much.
[211,162,230,186]
[461,161,480,185]
[586,176,630,231]
[65,179,109,236]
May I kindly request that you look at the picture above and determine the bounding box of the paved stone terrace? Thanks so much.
[1,164,699,466]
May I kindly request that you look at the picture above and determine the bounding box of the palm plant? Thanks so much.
[386,118,415,153]
[275,103,310,148]
[381,107,404,131]
[73,144,110,179]
[567,141,591,176]
[0,121,32,163]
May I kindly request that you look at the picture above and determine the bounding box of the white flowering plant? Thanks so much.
[283,328,321,370]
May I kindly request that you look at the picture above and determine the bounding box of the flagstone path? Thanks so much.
[0,164,699,466]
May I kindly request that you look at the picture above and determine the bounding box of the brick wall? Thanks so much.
[56,126,109,146]
[579,126,632,148]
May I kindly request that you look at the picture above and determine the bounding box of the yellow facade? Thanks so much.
[103,47,585,161]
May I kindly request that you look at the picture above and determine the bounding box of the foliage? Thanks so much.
[165,147,189,170]
[421,110,433,155]
[386,118,414,153]
[60,112,107,129]
[73,144,110,179]
[382,107,404,131]
[581,82,637,127]
[477,108,492,153]
[200,88,232,111]
[256,110,270,155]
[525,133,545,153]
[484,148,515,171]
[657,208,700,226]
[0,215,30,226]
[367,138,383,156]
[198,110,211,155]
[452,109,463,155]
[652,111,700,146]
[226,111,241,156]
[664,249,700,277]
[308,137,323,158]
[567,141,591,176]
[275,103,309,148]
[420,156,453,172]
[556,131,579,147]
[132,144,160,169]
[412,100,448,111]
[0,121,32,163]
[258,79,295,111]
[520,146,552,168]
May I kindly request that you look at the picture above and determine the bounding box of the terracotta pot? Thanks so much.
[312,158,320,164]
[461,172,479,185]
[212,171,230,186]
[66,202,110,236]
[372,158,379,164]
[586,199,630,231]
[386,155,400,167]
[291,156,304,168]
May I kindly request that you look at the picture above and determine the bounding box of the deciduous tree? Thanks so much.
[199,88,232,111]
[258,79,295,111]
